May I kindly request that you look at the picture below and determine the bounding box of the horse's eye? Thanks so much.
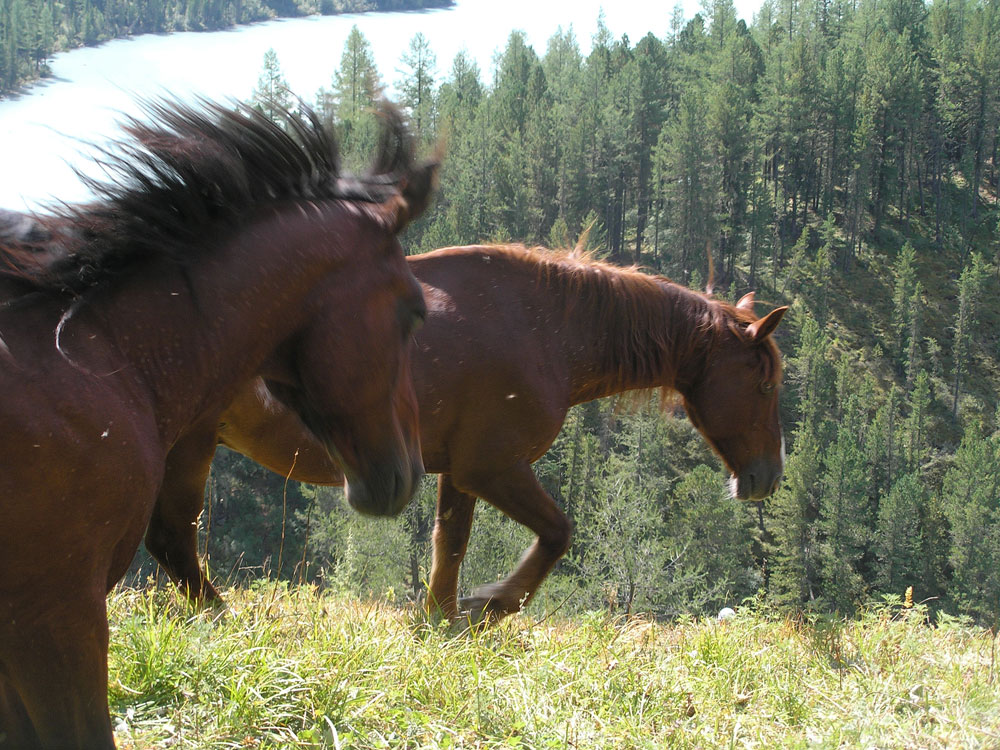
[408,305,426,335]
[760,381,775,395]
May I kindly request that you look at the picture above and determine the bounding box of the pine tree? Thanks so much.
[904,281,924,388]
[812,214,836,325]
[396,32,436,139]
[707,29,757,279]
[765,316,835,607]
[942,420,1000,623]
[629,33,669,264]
[766,428,822,607]
[815,393,871,612]
[891,241,918,368]
[951,252,988,417]
[903,369,932,472]
[874,471,925,596]
[437,49,482,127]
[250,48,293,125]
[671,464,759,609]
[490,31,557,242]
[314,25,383,168]
[542,28,585,230]
[580,453,672,616]
[326,25,381,122]
[656,86,714,282]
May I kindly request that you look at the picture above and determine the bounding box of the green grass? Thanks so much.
[108,584,1000,749]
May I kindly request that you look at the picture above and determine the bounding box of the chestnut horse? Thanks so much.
[0,99,435,748]
[148,244,787,621]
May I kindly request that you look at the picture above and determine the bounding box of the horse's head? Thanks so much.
[680,293,788,500]
[261,108,439,517]
[301,162,437,517]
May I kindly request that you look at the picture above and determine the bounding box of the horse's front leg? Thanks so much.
[145,420,221,603]
[426,473,477,620]
[0,672,39,747]
[0,593,116,749]
[454,461,572,622]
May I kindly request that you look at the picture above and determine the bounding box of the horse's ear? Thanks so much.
[747,306,788,342]
[381,158,440,235]
[402,158,440,224]
[736,292,755,311]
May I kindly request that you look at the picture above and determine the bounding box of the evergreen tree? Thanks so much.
[707,28,757,279]
[766,428,822,607]
[396,31,436,139]
[491,31,557,241]
[765,316,835,607]
[816,393,871,612]
[903,369,932,472]
[951,251,988,417]
[579,453,673,616]
[542,27,585,230]
[629,33,669,263]
[904,281,924,388]
[811,216,835,325]
[942,420,1000,623]
[656,86,714,282]
[671,464,760,609]
[874,471,925,597]
[250,48,293,125]
[891,241,918,368]
[436,49,481,126]
[325,24,381,122]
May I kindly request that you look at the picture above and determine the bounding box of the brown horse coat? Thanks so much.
[0,99,434,748]
[150,244,787,621]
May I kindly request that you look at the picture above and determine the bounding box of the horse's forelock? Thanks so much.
[713,301,783,382]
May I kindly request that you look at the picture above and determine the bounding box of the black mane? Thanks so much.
[0,98,416,294]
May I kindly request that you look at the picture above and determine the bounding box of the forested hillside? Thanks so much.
[0,0,448,94]
[130,0,1000,624]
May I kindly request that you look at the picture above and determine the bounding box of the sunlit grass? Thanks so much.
[108,584,1000,749]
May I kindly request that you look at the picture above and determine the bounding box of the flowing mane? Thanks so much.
[0,98,418,294]
[457,243,781,396]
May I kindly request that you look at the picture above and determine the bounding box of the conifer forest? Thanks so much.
[9,0,1000,625]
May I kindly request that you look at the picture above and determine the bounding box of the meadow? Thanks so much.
[109,584,1000,749]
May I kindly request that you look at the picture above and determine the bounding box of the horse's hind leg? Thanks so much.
[426,474,477,620]
[455,461,572,621]
[145,422,221,603]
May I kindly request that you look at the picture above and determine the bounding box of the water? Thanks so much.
[0,0,761,210]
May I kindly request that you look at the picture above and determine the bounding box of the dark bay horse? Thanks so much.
[0,99,435,748]
[148,244,788,621]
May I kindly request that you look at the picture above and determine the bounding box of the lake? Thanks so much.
[0,0,761,210]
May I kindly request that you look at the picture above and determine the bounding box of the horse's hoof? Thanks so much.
[458,589,512,624]
[457,595,489,622]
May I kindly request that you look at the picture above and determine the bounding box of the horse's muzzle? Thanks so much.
[731,459,782,501]
[344,451,424,517]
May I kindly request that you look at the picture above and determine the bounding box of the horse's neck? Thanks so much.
[557,272,710,405]
[103,207,338,443]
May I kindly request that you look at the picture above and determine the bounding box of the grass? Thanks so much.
[108,584,1000,749]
